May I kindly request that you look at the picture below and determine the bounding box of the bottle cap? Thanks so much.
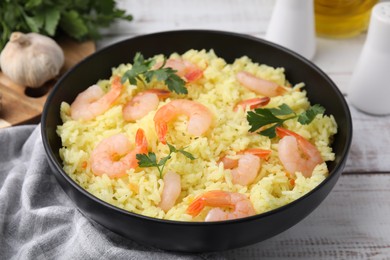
[365,2,390,53]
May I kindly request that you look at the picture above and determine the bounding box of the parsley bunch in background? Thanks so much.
[0,0,132,51]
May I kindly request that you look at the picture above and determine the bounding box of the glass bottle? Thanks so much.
[314,0,379,38]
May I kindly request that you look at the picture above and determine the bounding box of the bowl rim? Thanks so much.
[41,29,353,226]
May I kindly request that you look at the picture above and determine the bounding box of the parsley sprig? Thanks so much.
[0,0,132,51]
[247,103,325,138]
[121,52,188,94]
[136,143,195,178]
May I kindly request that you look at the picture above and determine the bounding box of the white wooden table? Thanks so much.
[100,0,390,258]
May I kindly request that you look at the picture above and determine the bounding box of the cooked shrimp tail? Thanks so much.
[186,190,256,221]
[276,127,323,177]
[276,127,302,139]
[155,121,169,145]
[123,89,170,122]
[243,148,271,159]
[231,154,261,186]
[70,76,123,120]
[220,148,271,170]
[159,58,203,82]
[219,148,271,185]
[276,127,320,158]
[135,128,148,155]
[186,190,232,217]
[234,97,270,111]
[154,99,213,144]
[90,128,148,178]
[236,71,286,97]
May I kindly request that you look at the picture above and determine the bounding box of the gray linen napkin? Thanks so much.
[0,125,226,260]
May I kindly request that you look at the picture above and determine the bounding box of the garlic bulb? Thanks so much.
[0,32,64,88]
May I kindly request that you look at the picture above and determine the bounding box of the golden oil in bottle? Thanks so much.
[314,0,379,38]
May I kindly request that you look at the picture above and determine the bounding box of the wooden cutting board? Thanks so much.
[0,37,95,128]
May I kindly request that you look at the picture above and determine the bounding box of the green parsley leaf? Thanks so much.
[44,7,61,36]
[121,52,188,95]
[247,103,325,138]
[23,14,40,32]
[144,69,167,82]
[247,108,285,132]
[158,155,171,167]
[60,11,88,39]
[268,103,295,116]
[167,143,177,153]
[136,153,158,168]
[259,124,281,138]
[25,0,43,10]
[165,74,187,94]
[136,142,195,178]
[298,104,326,124]
[167,143,195,160]
[94,0,116,14]
[178,150,196,160]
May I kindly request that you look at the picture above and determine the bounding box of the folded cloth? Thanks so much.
[0,125,224,260]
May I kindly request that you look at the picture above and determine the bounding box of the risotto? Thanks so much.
[57,49,337,222]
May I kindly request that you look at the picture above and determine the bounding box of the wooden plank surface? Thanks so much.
[345,103,390,173]
[109,0,274,35]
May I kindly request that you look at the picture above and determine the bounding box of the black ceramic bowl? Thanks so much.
[41,30,352,252]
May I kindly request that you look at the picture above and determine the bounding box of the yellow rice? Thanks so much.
[57,49,337,221]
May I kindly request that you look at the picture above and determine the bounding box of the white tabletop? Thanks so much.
[96,0,390,258]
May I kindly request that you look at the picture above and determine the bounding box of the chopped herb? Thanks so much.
[136,142,195,178]
[167,143,196,160]
[121,52,187,94]
[247,103,325,138]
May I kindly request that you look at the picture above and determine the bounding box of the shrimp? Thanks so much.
[276,127,323,177]
[230,154,260,186]
[159,171,181,212]
[234,97,270,112]
[186,190,256,221]
[236,71,286,97]
[220,148,271,169]
[161,58,203,82]
[220,148,271,186]
[90,129,148,178]
[70,76,123,120]
[122,89,170,122]
[154,99,213,144]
